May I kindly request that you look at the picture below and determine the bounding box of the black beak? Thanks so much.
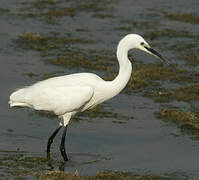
[145,47,167,64]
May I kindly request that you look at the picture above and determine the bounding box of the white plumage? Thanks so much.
[9,34,165,161]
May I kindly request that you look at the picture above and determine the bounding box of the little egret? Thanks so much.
[9,34,166,161]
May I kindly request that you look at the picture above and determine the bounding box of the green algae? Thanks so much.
[165,13,199,24]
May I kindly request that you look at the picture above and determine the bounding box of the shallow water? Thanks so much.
[1,0,199,179]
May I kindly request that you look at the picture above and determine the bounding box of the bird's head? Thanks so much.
[119,34,167,64]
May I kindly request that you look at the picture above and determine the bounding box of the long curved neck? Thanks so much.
[109,39,132,97]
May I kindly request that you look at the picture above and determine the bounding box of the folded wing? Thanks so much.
[9,86,94,115]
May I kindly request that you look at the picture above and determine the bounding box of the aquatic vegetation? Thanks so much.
[0,150,185,180]
[26,55,193,94]
[120,19,158,29]
[0,8,10,13]
[19,32,46,42]
[42,71,65,80]
[172,84,199,102]
[39,171,131,180]
[165,13,199,24]
[165,84,199,102]
[116,26,132,32]
[19,0,115,23]
[75,28,88,32]
[17,32,197,102]
[17,32,90,51]
[126,63,188,91]
[76,105,119,120]
[3,0,199,178]
[23,72,39,78]
[93,13,115,19]
[32,104,131,123]
[32,0,56,8]
[75,105,132,122]
[146,84,199,103]
[157,108,199,135]
[147,29,194,41]
[19,2,76,20]
[44,48,116,73]
[0,151,48,178]
[39,170,183,180]
[144,88,172,103]
[169,42,199,52]
[46,7,76,17]
[17,32,58,51]
[49,54,115,72]
[185,53,199,65]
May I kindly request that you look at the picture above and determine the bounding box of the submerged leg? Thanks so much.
[47,126,62,159]
[59,113,73,161]
[60,125,68,161]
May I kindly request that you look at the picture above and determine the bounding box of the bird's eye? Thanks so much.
[141,42,145,46]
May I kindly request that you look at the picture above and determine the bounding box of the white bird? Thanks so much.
[9,34,166,161]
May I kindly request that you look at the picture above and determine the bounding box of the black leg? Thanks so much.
[47,126,62,159]
[59,125,68,161]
